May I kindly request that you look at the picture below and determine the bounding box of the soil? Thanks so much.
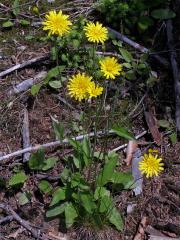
[0,1,180,240]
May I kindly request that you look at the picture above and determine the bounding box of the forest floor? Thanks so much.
[0,1,180,240]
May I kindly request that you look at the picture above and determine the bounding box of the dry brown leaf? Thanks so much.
[144,111,162,146]
[124,140,138,166]
[133,216,147,240]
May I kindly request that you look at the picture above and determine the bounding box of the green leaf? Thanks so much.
[72,39,80,48]
[170,132,177,145]
[25,35,34,40]
[51,46,58,61]
[126,70,136,80]
[97,152,118,186]
[138,16,153,31]
[119,48,133,62]
[52,117,64,141]
[46,203,65,218]
[108,207,123,231]
[93,151,104,160]
[68,138,81,151]
[151,9,176,20]
[65,203,78,228]
[28,149,45,170]
[38,180,53,194]
[94,187,110,200]
[42,157,58,171]
[122,62,132,69]
[49,80,62,89]
[18,192,31,205]
[82,137,91,166]
[112,126,135,140]
[110,172,134,189]
[158,119,170,128]
[31,84,41,96]
[99,195,113,213]
[50,188,66,206]
[2,21,14,28]
[12,0,20,16]
[45,66,65,83]
[9,172,27,186]
[80,192,96,214]
[61,168,71,183]
[20,20,30,26]
[71,173,90,190]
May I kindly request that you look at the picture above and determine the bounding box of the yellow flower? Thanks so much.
[67,73,92,101]
[99,57,123,79]
[139,153,164,178]
[88,82,103,98]
[84,21,108,44]
[42,10,72,36]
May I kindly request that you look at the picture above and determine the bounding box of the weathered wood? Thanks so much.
[7,71,47,96]
[166,20,180,132]
[22,108,31,162]
[108,27,169,68]
[0,55,49,79]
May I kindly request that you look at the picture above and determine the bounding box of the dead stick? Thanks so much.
[0,130,147,163]
[0,204,47,240]
[110,130,147,152]
[108,27,169,68]
[0,55,49,79]
[0,215,13,224]
[7,71,47,96]
[22,108,31,162]
[0,130,114,162]
[166,20,180,132]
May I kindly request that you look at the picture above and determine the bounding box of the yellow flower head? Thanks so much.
[42,10,72,36]
[88,82,103,98]
[67,73,92,101]
[99,57,123,79]
[84,21,108,44]
[139,153,164,178]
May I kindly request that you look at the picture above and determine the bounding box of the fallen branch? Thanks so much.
[0,54,49,79]
[0,130,114,163]
[146,225,180,240]
[0,215,13,224]
[166,20,180,132]
[110,130,147,152]
[22,108,31,162]
[0,203,47,240]
[7,71,47,96]
[96,51,121,58]
[108,27,169,68]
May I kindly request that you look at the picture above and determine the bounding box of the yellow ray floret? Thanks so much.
[99,57,123,79]
[67,73,93,101]
[88,82,103,98]
[84,21,108,43]
[139,153,164,178]
[42,10,72,36]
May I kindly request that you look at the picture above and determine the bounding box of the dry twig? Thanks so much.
[108,27,169,68]
[166,20,180,132]
[0,203,47,240]
[7,71,47,96]
[0,130,114,163]
[110,130,147,152]
[0,55,49,79]
[22,108,31,162]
